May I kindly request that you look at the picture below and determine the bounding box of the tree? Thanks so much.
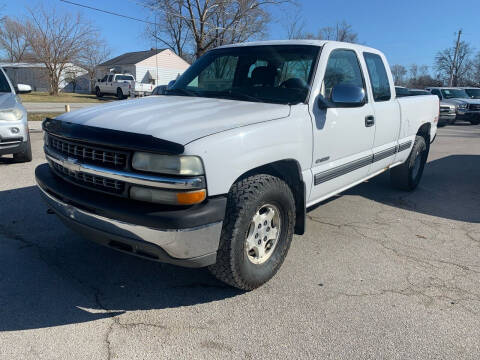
[144,0,191,60]
[471,52,480,86]
[25,6,97,95]
[318,21,358,43]
[0,17,32,62]
[391,64,407,85]
[78,39,111,93]
[435,37,473,86]
[143,0,292,59]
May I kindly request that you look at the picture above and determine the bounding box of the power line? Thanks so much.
[59,0,157,25]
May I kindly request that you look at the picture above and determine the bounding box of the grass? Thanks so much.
[28,112,64,121]
[20,92,113,103]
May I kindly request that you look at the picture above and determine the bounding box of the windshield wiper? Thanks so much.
[216,90,264,103]
[165,88,198,97]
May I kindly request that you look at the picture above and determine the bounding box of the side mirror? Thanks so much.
[15,84,32,94]
[167,80,176,89]
[330,84,366,107]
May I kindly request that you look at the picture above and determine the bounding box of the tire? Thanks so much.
[470,119,479,125]
[13,134,32,163]
[116,88,124,100]
[208,174,296,290]
[95,87,103,98]
[390,135,428,191]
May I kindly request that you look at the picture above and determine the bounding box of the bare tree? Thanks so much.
[144,0,191,60]
[391,64,407,85]
[471,52,480,86]
[78,39,111,93]
[285,9,306,40]
[318,21,358,43]
[143,0,292,59]
[25,6,97,95]
[435,38,473,86]
[0,17,32,62]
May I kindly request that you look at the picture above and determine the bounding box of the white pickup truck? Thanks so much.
[94,73,154,99]
[36,40,438,290]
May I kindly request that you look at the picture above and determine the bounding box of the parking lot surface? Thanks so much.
[0,123,479,359]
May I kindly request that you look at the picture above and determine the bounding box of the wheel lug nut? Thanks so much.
[264,236,267,241]
[264,221,267,225]
[266,227,270,232]
[258,224,261,229]
[258,240,261,245]
[255,233,259,238]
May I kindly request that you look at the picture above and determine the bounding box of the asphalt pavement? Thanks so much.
[0,123,479,359]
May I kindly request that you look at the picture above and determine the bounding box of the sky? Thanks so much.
[3,0,480,72]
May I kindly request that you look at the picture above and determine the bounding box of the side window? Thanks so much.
[107,75,113,82]
[431,89,441,99]
[322,49,365,100]
[363,53,391,102]
[100,75,108,82]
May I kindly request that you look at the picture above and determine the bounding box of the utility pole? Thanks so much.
[449,29,462,86]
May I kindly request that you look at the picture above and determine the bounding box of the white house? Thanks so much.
[0,62,88,93]
[95,48,190,86]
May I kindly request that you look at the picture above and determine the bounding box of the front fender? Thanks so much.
[184,106,313,196]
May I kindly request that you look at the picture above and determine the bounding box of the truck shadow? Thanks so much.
[0,154,478,331]
[344,154,480,223]
[0,186,242,332]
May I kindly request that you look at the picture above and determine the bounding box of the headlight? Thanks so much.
[458,103,468,109]
[0,108,23,121]
[132,152,204,175]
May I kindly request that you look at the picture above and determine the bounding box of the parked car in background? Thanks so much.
[426,87,480,125]
[395,86,410,97]
[461,87,480,100]
[36,40,438,290]
[438,102,456,127]
[151,85,167,95]
[0,67,32,162]
[408,89,430,96]
[95,72,154,99]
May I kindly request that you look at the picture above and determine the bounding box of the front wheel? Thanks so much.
[13,134,32,163]
[95,87,103,98]
[470,119,479,125]
[390,135,428,191]
[208,174,296,290]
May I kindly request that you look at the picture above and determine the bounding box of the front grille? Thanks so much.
[50,161,125,194]
[468,104,480,111]
[440,106,452,113]
[48,135,128,169]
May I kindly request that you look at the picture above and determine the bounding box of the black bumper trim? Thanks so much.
[35,163,227,230]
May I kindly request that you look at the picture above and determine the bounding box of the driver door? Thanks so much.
[308,46,376,204]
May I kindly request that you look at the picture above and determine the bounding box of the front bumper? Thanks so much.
[35,163,226,268]
[0,122,28,155]
[456,110,480,120]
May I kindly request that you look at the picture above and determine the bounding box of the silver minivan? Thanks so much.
[0,67,32,162]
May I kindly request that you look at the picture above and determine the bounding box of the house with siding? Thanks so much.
[95,49,190,86]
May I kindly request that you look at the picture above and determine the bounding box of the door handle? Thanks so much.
[365,115,375,127]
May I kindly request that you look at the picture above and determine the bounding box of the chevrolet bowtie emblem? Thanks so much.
[62,157,81,173]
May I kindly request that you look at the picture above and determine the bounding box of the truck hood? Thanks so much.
[442,98,480,106]
[56,96,291,145]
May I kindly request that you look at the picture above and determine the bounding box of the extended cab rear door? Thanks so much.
[307,43,376,205]
[362,51,402,174]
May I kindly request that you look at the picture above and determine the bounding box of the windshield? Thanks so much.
[0,69,12,93]
[441,88,469,99]
[116,75,134,81]
[168,45,320,104]
[464,88,480,99]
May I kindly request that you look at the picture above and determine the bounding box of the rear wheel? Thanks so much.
[116,88,124,100]
[208,174,296,290]
[390,135,428,191]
